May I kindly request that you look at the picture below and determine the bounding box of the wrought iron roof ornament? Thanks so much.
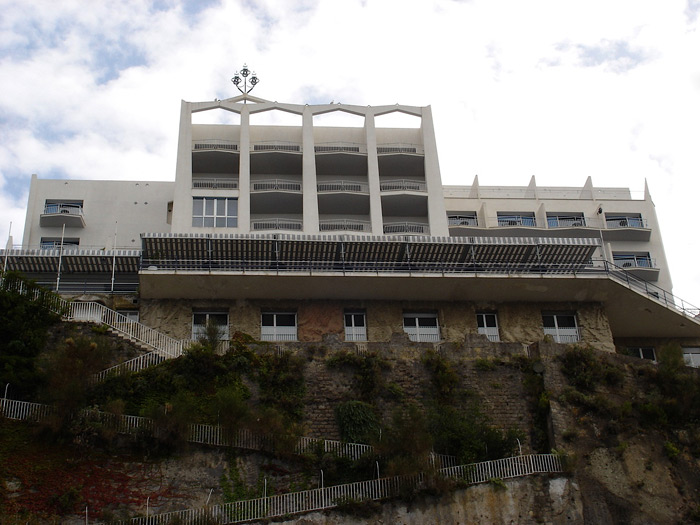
[231,64,259,101]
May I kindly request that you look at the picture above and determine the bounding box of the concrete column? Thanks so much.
[421,106,449,236]
[302,106,319,234]
[171,100,193,232]
[365,112,384,235]
[238,106,251,232]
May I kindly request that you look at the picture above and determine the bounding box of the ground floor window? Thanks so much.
[344,310,367,341]
[192,311,229,341]
[403,312,440,342]
[476,312,500,342]
[117,310,139,323]
[628,346,656,361]
[542,312,580,343]
[192,197,238,227]
[683,348,700,368]
[261,312,297,341]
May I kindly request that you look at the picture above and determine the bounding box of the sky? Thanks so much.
[0,0,699,303]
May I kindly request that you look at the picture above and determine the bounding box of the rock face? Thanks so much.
[263,477,583,525]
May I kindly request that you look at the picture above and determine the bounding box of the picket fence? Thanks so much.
[110,453,563,525]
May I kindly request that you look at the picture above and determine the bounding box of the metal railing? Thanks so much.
[251,179,302,192]
[109,453,562,524]
[260,326,297,341]
[543,327,581,344]
[314,142,365,154]
[613,255,655,269]
[251,218,303,231]
[404,327,441,343]
[376,143,423,154]
[95,352,165,381]
[383,222,429,234]
[547,216,586,228]
[317,180,369,193]
[379,179,427,192]
[252,141,301,152]
[192,178,239,189]
[448,216,478,226]
[478,327,500,342]
[192,140,239,151]
[497,216,536,227]
[319,219,371,232]
[344,327,368,341]
[42,203,83,216]
[606,217,647,229]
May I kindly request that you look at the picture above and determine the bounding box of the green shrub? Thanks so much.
[559,346,622,392]
[474,358,497,371]
[326,351,389,401]
[421,350,460,403]
[335,401,380,443]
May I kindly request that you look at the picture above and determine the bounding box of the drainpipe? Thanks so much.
[56,224,65,292]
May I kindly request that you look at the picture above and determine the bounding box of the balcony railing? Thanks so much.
[547,216,586,228]
[404,327,440,342]
[252,141,301,152]
[613,255,655,269]
[192,140,239,151]
[319,219,371,232]
[251,218,303,231]
[543,327,580,343]
[317,180,369,193]
[376,143,424,155]
[497,216,536,227]
[192,178,239,190]
[43,204,83,216]
[314,142,366,154]
[380,179,427,192]
[477,326,500,342]
[448,216,478,227]
[344,327,367,341]
[251,179,302,192]
[383,222,429,235]
[606,217,647,229]
[260,326,297,341]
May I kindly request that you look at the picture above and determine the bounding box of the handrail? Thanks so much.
[317,180,370,193]
[251,179,302,192]
[379,179,427,192]
[42,203,83,216]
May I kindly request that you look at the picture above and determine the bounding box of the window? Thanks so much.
[683,348,700,368]
[447,213,478,227]
[628,346,656,361]
[476,312,500,342]
[546,213,585,228]
[403,312,440,342]
[192,311,229,341]
[40,237,80,249]
[344,310,367,341]
[192,197,238,227]
[497,212,536,227]
[117,310,139,323]
[542,312,580,343]
[612,252,653,268]
[261,312,297,341]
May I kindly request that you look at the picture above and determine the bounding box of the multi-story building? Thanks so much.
[5,92,700,363]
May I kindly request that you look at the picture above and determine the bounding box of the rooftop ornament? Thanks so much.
[231,64,259,101]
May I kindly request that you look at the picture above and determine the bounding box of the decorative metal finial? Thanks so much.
[231,64,259,96]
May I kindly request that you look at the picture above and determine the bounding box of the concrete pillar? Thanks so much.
[238,106,251,232]
[171,101,193,231]
[421,106,449,236]
[365,112,384,235]
[302,106,319,234]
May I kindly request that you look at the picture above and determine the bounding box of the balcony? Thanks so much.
[547,216,586,228]
[613,255,655,269]
[251,218,303,232]
[251,141,301,153]
[192,140,239,151]
[448,216,478,227]
[603,215,651,241]
[383,222,429,235]
[40,203,85,228]
[606,216,646,229]
[497,215,536,227]
[477,326,500,342]
[192,177,239,190]
[376,143,424,155]
[543,327,580,343]
[320,219,371,233]
[380,179,427,192]
[251,179,302,193]
[314,142,366,154]
[317,180,369,193]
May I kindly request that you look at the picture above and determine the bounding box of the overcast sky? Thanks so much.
[1,0,699,303]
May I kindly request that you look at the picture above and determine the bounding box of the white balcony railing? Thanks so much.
[319,219,371,232]
[376,143,424,154]
[379,179,427,192]
[192,177,239,189]
[314,142,365,154]
[260,326,297,341]
[497,216,536,227]
[448,216,478,227]
[383,222,429,235]
[192,140,238,151]
[251,218,303,231]
[252,141,301,152]
[478,326,500,342]
[404,326,441,342]
[317,180,369,193]
[43,204,83,216]
[543,327,580,343]
[547,216,586,228]
[251,179,302,192]
[344,326,367,341]
[606,217,647,229]
[613,256,655,269]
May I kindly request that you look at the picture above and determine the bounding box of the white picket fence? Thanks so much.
[110,453,563,524]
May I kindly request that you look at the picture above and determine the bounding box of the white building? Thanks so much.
[5,93,700,361]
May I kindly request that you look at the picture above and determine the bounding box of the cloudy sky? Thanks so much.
[1,0,699,302]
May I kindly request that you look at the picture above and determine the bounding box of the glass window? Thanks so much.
[192,197,238,228]
[261,311,297,341]
[542,312,580,343]
[192,311,229,340]
[403,313,440,342]
[628,347,656,361]
[476,312,500,342]
[345,310,367,341]
[683,348,700,368]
